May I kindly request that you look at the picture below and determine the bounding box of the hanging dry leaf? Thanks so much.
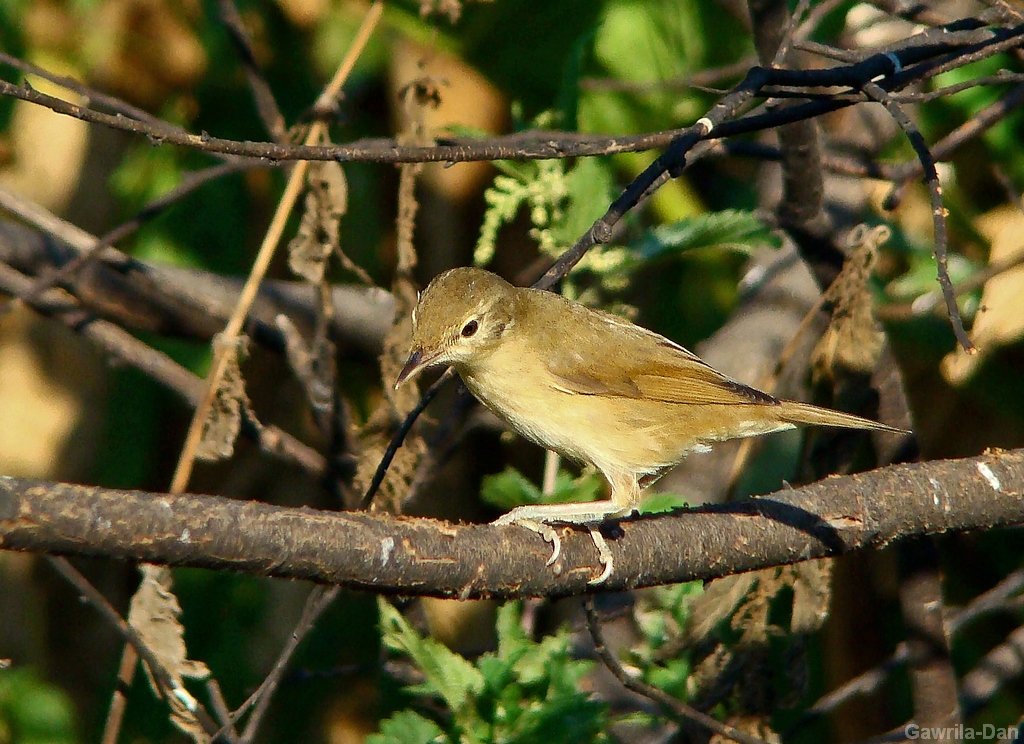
[196,334,249,461]
[687,561,833,646]
[685,573,756,643]
[287,161,348,283]
[711,716,781,744]
[812,224,889,382]
[790,559,833,634]
[351,77,439,513]
[128,564,210,742]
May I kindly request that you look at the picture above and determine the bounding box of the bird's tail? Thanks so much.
[777,400,909,434]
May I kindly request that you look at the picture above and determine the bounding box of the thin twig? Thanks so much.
[360,368,456,509]
[878,248,1024,321]
[0,50,197,137]
[170,0,386,494]
[0,23,1019,166]
[217,0,287,142]
[44,557,225,739]
[861,81,974,352]
[235,586,340,743]
[583,598,770,744]
[100,645,137,744]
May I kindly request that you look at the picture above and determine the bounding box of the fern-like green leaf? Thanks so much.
[635,209,778,260]
[378,599,484,713]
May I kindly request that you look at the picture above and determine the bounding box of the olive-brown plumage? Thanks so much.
[397,268,904,581]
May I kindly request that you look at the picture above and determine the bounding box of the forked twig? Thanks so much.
[583,598,769,744]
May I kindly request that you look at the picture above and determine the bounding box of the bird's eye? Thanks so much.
[461,319,479,338]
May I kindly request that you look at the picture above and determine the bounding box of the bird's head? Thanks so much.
[395,267,518,387]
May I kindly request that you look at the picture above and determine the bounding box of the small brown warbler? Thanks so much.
[396,267,905,582]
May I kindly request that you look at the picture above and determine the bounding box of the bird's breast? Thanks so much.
[458,348,683,476]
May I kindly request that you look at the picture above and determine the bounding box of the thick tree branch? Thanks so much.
[0,219,394,357]
[1,450,1022,599]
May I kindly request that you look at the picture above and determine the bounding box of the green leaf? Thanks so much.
[634,210,778,261]
[495,601,531,663]
[0,668,77,744]
[637,491,689,514]
[505,694,608,744]
[378,599,484,713]
[480,468,542,510]
[481,468,604,511]
[367,710,445,744]
[549,470,604,504]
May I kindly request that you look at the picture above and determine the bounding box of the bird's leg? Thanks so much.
[492,499,635,584]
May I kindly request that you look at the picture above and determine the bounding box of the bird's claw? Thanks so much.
[493,515,561,566]
[586,526,613,585]
[493,513,614,583]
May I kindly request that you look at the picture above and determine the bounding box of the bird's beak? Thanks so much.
[395,348,438,388]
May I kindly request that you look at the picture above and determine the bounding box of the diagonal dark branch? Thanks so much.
[860,81,974,352]
[44,557,227,740]
[0,263,328,476]
[216,0,288,142]
[10,160,258,309]
[235,586,340,743]
[798,569,1024,725]
[583,598,769,744]
[0,218,394,356]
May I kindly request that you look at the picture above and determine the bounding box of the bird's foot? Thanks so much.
[492,501,630,584]
[492,515,562,566]
[586,526,613,585]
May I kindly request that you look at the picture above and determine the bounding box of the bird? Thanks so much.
[395,267,906,583]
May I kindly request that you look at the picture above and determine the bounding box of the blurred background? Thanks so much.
[0,0,1023,742]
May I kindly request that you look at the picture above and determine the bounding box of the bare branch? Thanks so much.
[2,449,1022,599]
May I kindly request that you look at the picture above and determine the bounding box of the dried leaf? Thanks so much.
[812,224,889,381]
[711,716,781,744]
[942,206,1024,384]
[790,559,833,634]
[685,573,756,642]
[352,315,427,514]
[287,162,348,283]
[276,313,333,413]
[196,334,248,461]
[128,565,210,742]
[730,569,779,645]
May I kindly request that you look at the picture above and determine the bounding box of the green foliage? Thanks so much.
[579,0,713,134]
[372,600,609,743]
[636,490,690,514]
[378,600,485,714]
[369,709,445,744]
[0,668,77,744]
[632,582,704,700]
[475,154,617,267]
[480,466,603,511]
[633,210,779,262]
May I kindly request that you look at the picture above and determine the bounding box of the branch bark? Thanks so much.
[1,449,1022,599]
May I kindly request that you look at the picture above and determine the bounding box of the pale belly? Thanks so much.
[458,358,791,483]
[461,364,698,478]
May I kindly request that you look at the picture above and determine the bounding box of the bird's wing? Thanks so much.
[543,312,777,406]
